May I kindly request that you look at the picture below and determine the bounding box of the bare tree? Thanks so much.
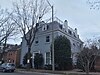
[0,8,18,46]
[0,7,19,63]
[12,0,50,69]
[0,8,10,43]
[77,39,100,75]
[87,0,100,10]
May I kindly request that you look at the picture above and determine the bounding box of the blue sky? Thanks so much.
[0,0,100,44]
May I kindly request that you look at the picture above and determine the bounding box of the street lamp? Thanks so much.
[46,0,54,71]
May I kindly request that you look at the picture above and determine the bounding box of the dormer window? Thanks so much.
[73,32,76,38]
[59,25,63,29]
[42,24,49,31]
[43,27,46,30]
[73,43,76,46]
[68,29,72,35]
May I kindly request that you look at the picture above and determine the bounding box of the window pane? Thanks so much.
[46,52,50,64]
[46,36,50,42]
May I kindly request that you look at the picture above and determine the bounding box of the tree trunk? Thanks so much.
[27,46,31,70]
[2,37,7,63]
[86,61,90,75]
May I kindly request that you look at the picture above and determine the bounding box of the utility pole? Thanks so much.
[47,0,55,71]
[51,5,55,71]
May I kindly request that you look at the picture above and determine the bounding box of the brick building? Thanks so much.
[94,56,100,71]
[6,45,21,67]
[0,44,21,67]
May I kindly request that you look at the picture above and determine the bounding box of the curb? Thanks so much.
[16,69,65,74]
[15,69,100,75]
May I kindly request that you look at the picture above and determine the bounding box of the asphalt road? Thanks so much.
[0,72,61,75]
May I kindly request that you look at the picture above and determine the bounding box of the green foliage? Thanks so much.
[23,53,27,65]
[23,52,32,68]
[34,53,44,69]
[76,55,85,71]
[54,35,72,70]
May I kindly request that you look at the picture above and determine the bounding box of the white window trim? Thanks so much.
[42,25,48,31]
[45,52,51,65]
[44,53,46,64]
[32,51,40,59]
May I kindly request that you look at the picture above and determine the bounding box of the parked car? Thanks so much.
[0,63,15,72]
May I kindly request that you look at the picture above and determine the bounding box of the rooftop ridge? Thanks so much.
[44,17,75,33]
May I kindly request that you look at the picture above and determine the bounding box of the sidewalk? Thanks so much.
[16,68,100,75]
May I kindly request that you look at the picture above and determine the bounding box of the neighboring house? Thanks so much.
[0,43,4,62]
[0,52,2,64]
[94,56,100,71]
[6,46,21,67]
[21,18,83,68]
[0,44,21,67]
[0,43,14,63]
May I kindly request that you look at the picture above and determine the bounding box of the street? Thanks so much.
[0,72,61,75]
